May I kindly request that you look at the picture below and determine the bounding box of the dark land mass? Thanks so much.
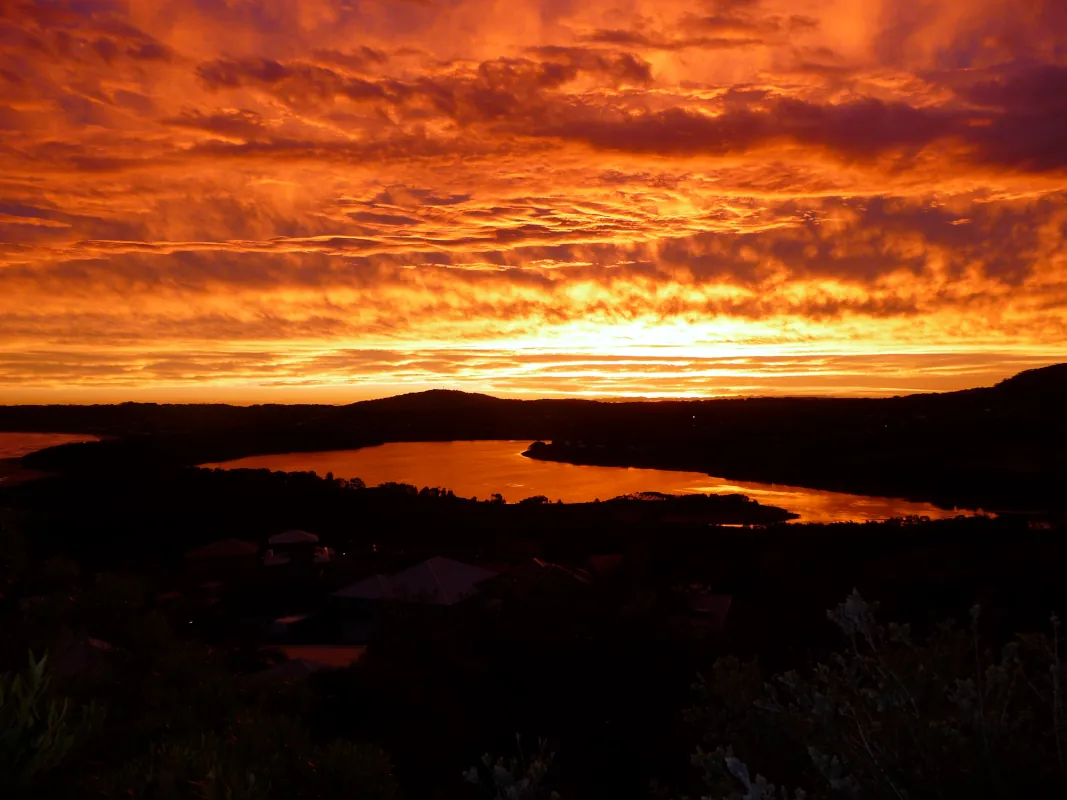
[2,369,1066,797]
[3,468,797,571]
[2,463,1067,798]
[3,363,1065,513]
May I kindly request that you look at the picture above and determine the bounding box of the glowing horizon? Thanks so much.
[1,0,1065,402]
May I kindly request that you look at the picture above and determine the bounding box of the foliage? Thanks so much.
[0,651,103,794]
[102,713,400,800]
[465,735,560,799]
[0,508,29,591]
[104,733,273,800]
[378,481,418,495]
[419,485,457,498]
[314,740,403,799]
[684,592,1067,799]
[518,496,550,505]
[0,517,401,799]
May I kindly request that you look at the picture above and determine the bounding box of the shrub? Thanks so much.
[465,735,561,799]
[0,651,103,794]
[685,592,1067,799]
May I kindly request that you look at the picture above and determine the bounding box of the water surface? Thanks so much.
[0,432,101,485]
[203,440,974,523]
[0,432,99,459]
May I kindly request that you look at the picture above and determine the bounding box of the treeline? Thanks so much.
[3,466,794,570]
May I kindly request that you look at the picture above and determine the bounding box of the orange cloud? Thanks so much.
[0,0,1064,401]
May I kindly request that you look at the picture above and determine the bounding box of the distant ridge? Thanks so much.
[348,363,1067,408]
[991,363,1067,396]
[348,389,508,409]
[1,363,1064,412]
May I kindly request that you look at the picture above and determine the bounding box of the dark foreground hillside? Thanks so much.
[3,464,1067,798]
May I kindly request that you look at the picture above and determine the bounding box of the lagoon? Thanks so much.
[0,432,101,485]
[203,440,974,523]
[0,432,99,459]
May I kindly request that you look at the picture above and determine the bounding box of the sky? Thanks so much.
[1,0,1065,403]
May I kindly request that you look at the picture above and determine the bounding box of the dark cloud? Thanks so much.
[690,14,765,35]
[347,211,422,226]
[164,108,268,142]
[368,188,471,207]
[194,48,651,123]
[511,80,1067,174]
[535,97,960,161]
[0,3,174,65]
[964,64,1067,112]
[522,47,654,86]
[580,28,763,51]
[311,47,389,72]
[197,57,387,105]
[958,64,1067,170]
[876,0,1067,69]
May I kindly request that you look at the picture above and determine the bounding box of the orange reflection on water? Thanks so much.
[0,432,100,460]
[203,440,975,523]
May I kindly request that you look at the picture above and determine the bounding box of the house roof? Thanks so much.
[269,529,319,545]
[184,538,258,559]
[274,645,366,667]
[52,631,115,678]
[334,556,497,605]
[496,558,593,595]
[689,593,732,618]
[588,554,624,573]
[274,613,312,626]
[335,573,393,600]
[250,658,328,682]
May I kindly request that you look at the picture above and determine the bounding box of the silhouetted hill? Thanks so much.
[990,362,1067,398]
[349,389,508,409]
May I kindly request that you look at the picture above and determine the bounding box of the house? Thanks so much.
[184,538,258,560]
[336,573,393,600]
[262,549,291,566]
[667,589,732,638]
[334,556,497,606]
[481,558,595,612]
[270,613,313,635]
[52,631,116,678]
[271,645,366,667]
[494,558,593,597]
[249,645,367,682]
[269,529,319,545]
[689,592,732,633]
[264,530,328,565]
[249,657,328,682]
[588,554,624,575]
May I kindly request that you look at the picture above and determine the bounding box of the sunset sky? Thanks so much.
[1,0,1065,402]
